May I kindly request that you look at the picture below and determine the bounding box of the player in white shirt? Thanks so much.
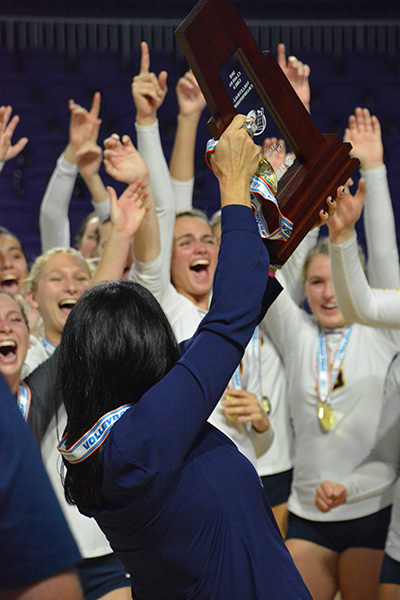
[264,108,400,600]
[315,111,400,599]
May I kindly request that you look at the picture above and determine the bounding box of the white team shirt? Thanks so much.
[264,284,400,521]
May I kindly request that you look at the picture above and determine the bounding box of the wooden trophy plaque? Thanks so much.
[175,0,359,265]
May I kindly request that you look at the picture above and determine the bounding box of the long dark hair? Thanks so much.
[58,280,180,511]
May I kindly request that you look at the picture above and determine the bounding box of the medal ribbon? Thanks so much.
[228,327,260,391]
[317,325,352,404]
[17,381,31,421]
[251,325,271,414]
[251,326,262,399]
[57,404,131,464]
[42,336,57,357]
[229,364,243,391]
[205,138,293,241]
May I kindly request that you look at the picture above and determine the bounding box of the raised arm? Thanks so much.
[90,180,151,287]
[75,93,109,210]
[118,117,276,473]
[103,133,160,265]
[260,45,310,182]
[133,42,172,231]
[344,107,399,288]
[328,178,400,328]
[39,93,102,251]
[131,42,177,296]
[170,70,206,211]
[132,41,168,129]
[263,46,317,303]
[276,43,311,113]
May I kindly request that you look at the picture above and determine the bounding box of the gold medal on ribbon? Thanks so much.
[317,401,334,432]
[256,157,278,195]
[223,395,238,422]
[261,395,271,415]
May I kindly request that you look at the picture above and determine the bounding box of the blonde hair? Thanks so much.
[25,247,94,294]
[209,210,221,229]
[302,236,366,285]
[175,208,210,225]
[302,238,330,284]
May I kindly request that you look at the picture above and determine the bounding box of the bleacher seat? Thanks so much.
[18,48,71,80]
[0,45,399,255]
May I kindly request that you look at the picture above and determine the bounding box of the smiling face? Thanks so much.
[28,253,91,346]
[304,253,348,330]
[170,216,218,309]
[0,234,29,296]
[0,294,30,393]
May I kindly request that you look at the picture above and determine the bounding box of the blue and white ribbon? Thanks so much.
[17,381,31,421]
[205,138,293,242]
[230,364,243,391]
[227,328,261,391]
[57,404,132,464]
[42,336,57,357]
[317,326,352,404]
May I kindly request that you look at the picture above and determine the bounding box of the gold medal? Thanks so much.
[317,401,334,432]
[223,395,238,422]
[256,157,278,195]
[261,395,271,415]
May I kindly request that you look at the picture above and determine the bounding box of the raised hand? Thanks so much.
[0,105,28,162]
[108,179,149,239]
[210,114,260,204]
[327,178,367,244]
[69,92,101,150]
[277,43,311,111]
[76,140,103,181]
[221,389,271,433]
[176,70,206,117]
[90,180,151,286]
[344,107,384,171]
[103,134,149,184]
[309,185,350,231]
[315,480,347,512]
[131,41,168,125]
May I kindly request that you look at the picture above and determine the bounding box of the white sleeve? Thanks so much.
[363,165,400,288]
[39,153,77,252]
[171,177,194,213]
[276,227,319,305]
[91,194,110,223]
[250,426,275,459]
[0,161,5,173]
[133,121,176,298]
[330,233,400,329]
[261,273,307,363]
[130,253,164,302]
[344,353,400,503]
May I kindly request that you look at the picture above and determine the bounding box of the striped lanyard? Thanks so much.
[317,325,352,405]
[42,336,57,357]
[17,381,31,421]
[228,327,261,391]
[58,404,132,464]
